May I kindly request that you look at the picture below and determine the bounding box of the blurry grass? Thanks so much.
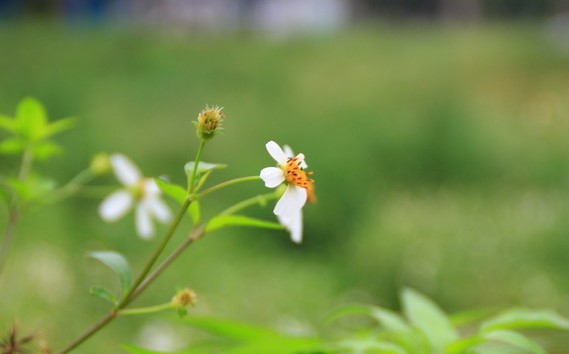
[1,22,569,352]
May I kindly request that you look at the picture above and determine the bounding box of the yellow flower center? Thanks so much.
[283,157,315,201]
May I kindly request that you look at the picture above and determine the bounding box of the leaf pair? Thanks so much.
[88,251,132,306]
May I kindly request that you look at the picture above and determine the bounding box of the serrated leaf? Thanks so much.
[16,97,48,141]
[89,286,117,305]
[484,330,545,354]
[88,251,132,300]
[0,138,24,154]
[402,288,458,353]
[206,215,283,232]
[44,117,75,137]
[480,309,569,333]
[6,174,56,202]
[0,115,16,132]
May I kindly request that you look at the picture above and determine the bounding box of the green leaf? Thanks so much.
[480,309,569,333]
[44,117,75,137]
[484,330,545,354]
[185,317,277,340]
[88,251,132,300]
[154,178,200,223]
[451,308,498,327]
[33,141,63,160]
[402,288,458,353]
[155,178,188,204]
[89,286,117,305]
[16,97,48,141]
[6,175,56,202]
[0,138,24,155]
[326,304,412,333]
[184,161,226,190]
[446,337,485,354]
[0,115,16,132]
[340,338,407,354]
[206,215,284,232]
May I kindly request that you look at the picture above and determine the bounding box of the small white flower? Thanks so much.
[99,154,172,239]
[259,141,314,243]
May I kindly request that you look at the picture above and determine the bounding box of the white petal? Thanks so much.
[144,178,161,196]
[99,190,133,221]
[260,167,285,188]
[136,203,154,239]
[283,145,294,158]
[274,185,307,217]
[148,197,172,223]
[110,154,142,186]
[277,208,303,243]
[265,141,287,166]
[295,153,308,169]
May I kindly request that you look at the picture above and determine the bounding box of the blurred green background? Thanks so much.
[2,11,569,353]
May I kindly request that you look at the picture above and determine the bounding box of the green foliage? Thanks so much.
[88,251,133,304]
[206,215,284,232]
[184,161,226,192]
[0,97,74,160]
[154,178,201,223]
[327,289,569,354]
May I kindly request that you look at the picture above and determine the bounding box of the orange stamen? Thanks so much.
[284,157,316,202]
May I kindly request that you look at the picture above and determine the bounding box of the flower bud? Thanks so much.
[194,106,224,141]
[171,288,197,308]
[90,153,111,175]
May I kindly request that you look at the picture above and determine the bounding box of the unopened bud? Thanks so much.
[90,153,111,175]
[194,106,224,141]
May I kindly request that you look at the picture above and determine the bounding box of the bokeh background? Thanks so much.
[2,0,569,352]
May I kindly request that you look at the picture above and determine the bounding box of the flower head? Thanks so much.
[194,106,224,141]
[259,141,314,243]
[99,154,172,239]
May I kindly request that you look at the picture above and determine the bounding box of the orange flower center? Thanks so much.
[284,157,315,201]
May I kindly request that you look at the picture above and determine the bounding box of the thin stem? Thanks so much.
[218,192,278,216]
[118,197,192,308]
[0,147,34,279]
[55,201,196,354]
[118,303,173,316]
[197,176,260,199]
[47,169,95,204]
[188,141,206,194]
[55,311,117,354]
[0,211,18,279]
[131,225,205,300]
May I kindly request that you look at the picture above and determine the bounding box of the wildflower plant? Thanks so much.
[0,99,314,353]
[1,98,568,353]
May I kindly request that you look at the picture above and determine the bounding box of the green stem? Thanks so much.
[188,141,206,194]
[197,176,260,199]
[0,211,18,280]
[218,192,278,216]
[131,225,205,300]
[55,200,196,354]
[118,197,192,308]
[0,147,34,280]
[47,169,96,203]
[119,303,174,316]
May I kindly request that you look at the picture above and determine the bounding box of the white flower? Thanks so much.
[259,141,314,243]
[99,154,172,239]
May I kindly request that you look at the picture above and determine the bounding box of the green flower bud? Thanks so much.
[90,153,111,175]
